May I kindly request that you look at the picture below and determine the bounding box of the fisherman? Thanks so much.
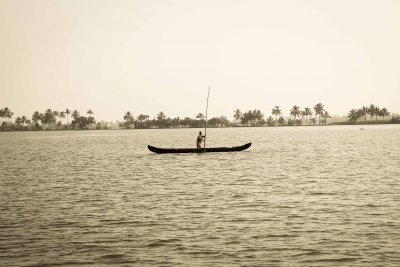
[196,131,205,149]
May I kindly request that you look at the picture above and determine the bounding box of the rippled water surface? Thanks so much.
[1,125,400,266]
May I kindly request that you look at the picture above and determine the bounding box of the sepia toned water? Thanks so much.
[1,125,400,267]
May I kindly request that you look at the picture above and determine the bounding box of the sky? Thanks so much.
[1,0,400,122]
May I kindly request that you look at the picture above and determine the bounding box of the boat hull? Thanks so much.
[148,142,251,154]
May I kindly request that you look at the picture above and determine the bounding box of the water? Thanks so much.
[1,125,400,266]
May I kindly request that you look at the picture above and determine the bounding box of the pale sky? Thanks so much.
[1,0,400,122]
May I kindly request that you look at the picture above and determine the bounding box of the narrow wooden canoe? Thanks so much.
[148,142,251,154]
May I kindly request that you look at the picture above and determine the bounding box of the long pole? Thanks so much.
[204,85,210,150]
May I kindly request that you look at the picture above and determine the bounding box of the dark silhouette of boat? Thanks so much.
[148,142,251,154]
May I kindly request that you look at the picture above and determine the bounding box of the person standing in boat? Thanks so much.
[196,131,205,149]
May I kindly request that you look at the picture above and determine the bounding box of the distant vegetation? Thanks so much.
[0,103,398,131]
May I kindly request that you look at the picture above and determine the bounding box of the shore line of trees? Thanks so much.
[1,103,399,131]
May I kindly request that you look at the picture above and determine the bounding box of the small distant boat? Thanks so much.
[148,142,251,154]
[359,127,365,130]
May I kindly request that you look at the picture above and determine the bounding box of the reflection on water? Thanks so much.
[1,125,400,266]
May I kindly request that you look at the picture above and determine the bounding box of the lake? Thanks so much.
[1,125,399,266]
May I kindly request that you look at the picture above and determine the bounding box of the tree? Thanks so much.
[21,116,27,126]
[124,111,134,129]
[374,106,380,123]
[171,117,180,128]
[367,104,375,123]
[313,103,324,125]
[3,107,13,123]
[87,109,94,118]
[0,109,4,123]
[44,109,55,126]
[271,106,281,126]
[15,117,22,128]
[278,116,286,126]
[310,117,317,125]
[322,110,331,125]
[196,113,205,120]
[71,116,90,129]
[196,113,205,127]
[157,111,167,128]
[361,106,368,122]
[240,110,264,126]
[88,116,96,125]
[302,107,312,125]
[182,117,192,127]
[32,111,40,123]
[290,105,301,123]
[71,110,80,121]
[59,111,65,124]
[233,109,242,122]
[347,109,359,124]
[135,114,150,129]
[219,116,229,127]
[266,116,275,126]
[380,107,390,121]
[208,117,220,127]
[53,111,59,125]
[65,109,71,124]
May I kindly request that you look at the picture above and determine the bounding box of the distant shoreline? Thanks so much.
[1,105,399,132]
[1,120,399,132]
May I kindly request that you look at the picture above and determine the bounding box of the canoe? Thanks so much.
[148,142,251,154]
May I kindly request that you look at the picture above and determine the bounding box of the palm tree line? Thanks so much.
[1,103,397,131]
[121,111,229,129]
[347,104,391,124]
[0,107,96,131]
[234,103,332,126]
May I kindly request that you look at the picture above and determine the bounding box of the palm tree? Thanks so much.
[380,107,390,121]
[71,110,80,120]
[32,111,41,124]
[313,103,324,125]
[53,110,59,119]
[136,114,149,123]
[157,111,166,121]
[266,116,275,126]
[15,117,22,126]
[278,116,286,126]
[87,109,94,118]
[88,116,95,125]
[367,104,375,123]
[355,109,364,123]
[347,109,358,123]
[59,111,65,124]
[65,109,71,124]
[196,113,205,127]
[271,106,282,126]
[290,105,301,121]
[374,106,380,123]
[361,106,368,122]
[3,107,12,123]
[21,116,27,126]
[0,109,4,123]
[302,107,313,125]
[39,113,46,126]
[322,110,331,125]
[233,109,242,122]
[196,113,205,120]
[44,109,55,126]
[124,111,134,128]
[157,111,167,128]
[310,117,317,125]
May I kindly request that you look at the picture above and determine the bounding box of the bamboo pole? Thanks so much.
[204,86,210,150]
